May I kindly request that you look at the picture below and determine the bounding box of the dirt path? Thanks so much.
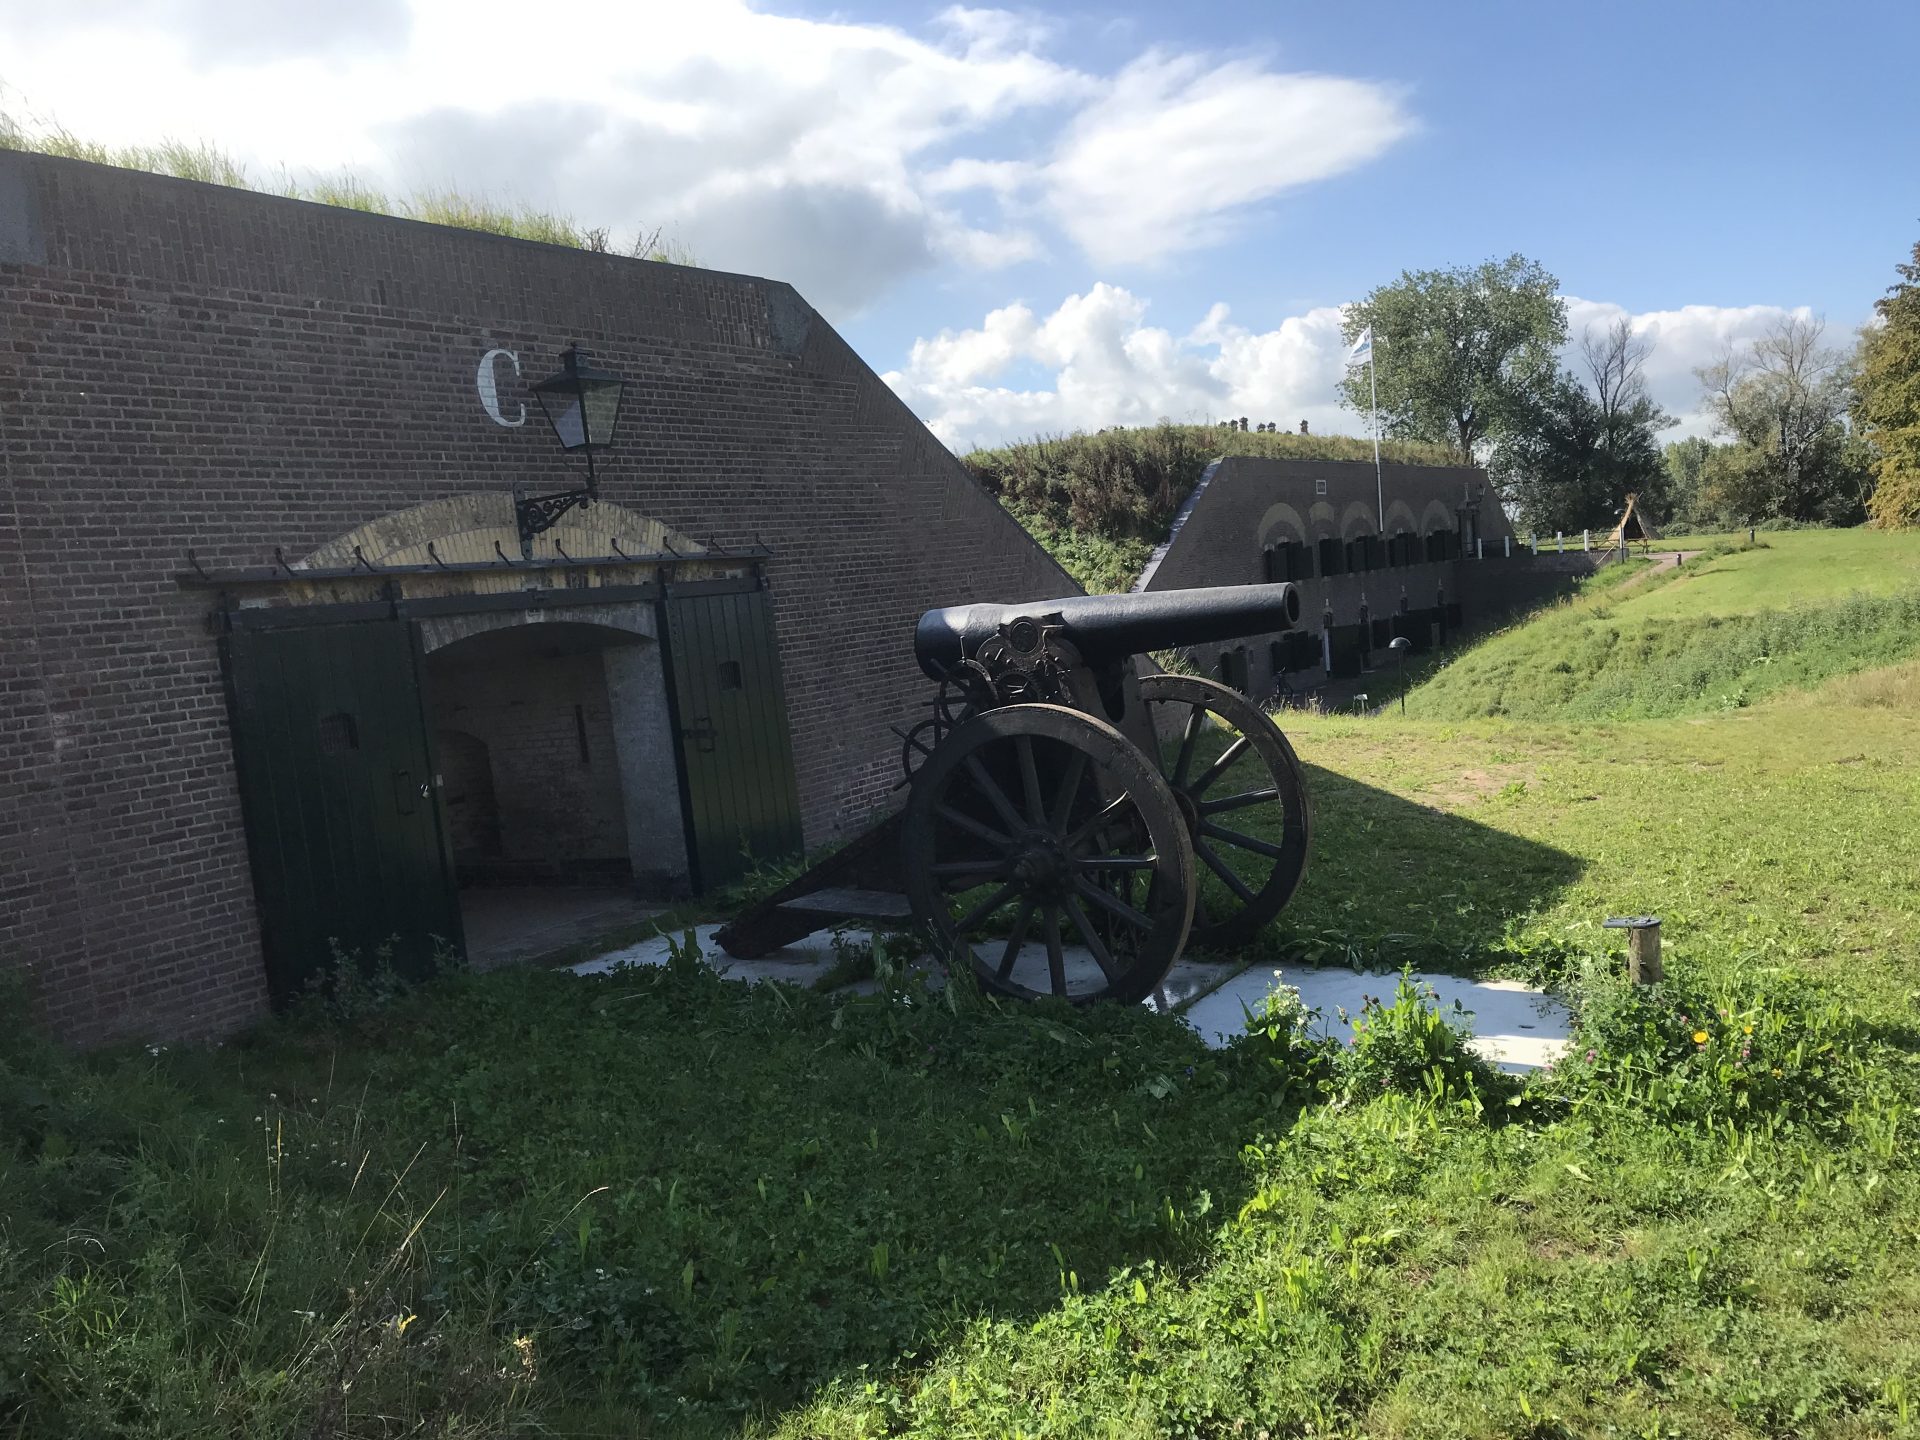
[1614,548,1704,588]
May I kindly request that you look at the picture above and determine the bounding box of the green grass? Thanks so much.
[0,111,694,262]
[1408,530,1920,722]
[1607,529,1920,620]
[8,666,1920,1437]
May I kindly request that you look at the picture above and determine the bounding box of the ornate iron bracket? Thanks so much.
[513,481,595,560]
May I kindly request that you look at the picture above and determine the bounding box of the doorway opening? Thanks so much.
[422,618,684,969]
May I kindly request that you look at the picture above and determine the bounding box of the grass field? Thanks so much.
[1609,531,1920,620]
[1408,530,1920,722]
[6,537,1920,1438]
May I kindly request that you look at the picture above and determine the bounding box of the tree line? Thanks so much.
[1337,242,1920,533]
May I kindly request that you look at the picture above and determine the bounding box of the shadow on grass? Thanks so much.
[1193,760,1586,978]
[266,963,1293,1432]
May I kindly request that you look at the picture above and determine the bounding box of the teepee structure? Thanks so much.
[1604,493,1661,547]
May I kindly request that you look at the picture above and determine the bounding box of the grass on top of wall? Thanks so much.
[967,423,1460,591]
[0,111,697,263]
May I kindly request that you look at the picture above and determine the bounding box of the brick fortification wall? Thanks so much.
[0,151,1075,1043]
[1139,457,1516,694]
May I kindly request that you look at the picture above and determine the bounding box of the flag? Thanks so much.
[1346,326,1373,366]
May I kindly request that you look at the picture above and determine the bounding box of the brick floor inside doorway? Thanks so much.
[459,886,664,971]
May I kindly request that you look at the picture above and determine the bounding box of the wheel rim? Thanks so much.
[1138,674,1312,950]
[903,704,1195,1004]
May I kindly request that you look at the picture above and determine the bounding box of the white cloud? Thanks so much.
[1042,53,1413,266]
[0,2,1412,314]
[1561,296,1814,437]
[887,287,1819,451]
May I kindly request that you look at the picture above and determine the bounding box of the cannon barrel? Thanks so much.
[915,583,1302,679]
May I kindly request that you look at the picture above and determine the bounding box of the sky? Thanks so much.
[3,0,1916,451]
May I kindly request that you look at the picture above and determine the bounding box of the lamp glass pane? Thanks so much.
[538,387,587,449]
[580,378,623,448]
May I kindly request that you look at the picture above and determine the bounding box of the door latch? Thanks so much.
[681,716,718,754]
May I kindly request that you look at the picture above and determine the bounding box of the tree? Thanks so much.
[1693,315,1870,524]
[1492,318,1673,533]
[1339,255,1567,461]
[1661,435,1719,526]
[1854,237,1920,528]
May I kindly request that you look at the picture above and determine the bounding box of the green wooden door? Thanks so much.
[221,619,464,1007]
[661,582,805,892]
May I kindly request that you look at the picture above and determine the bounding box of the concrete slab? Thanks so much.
[570,930,1572,1073]
[1185,966,1572,1074]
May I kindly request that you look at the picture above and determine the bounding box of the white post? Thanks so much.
[1476,536,1484,560]
[1504,535,1511,559]
[1583,529,1591,552]
[1556,531,1564,553]
[1369,346,1384,533]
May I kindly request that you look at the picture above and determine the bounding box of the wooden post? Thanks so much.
[1628,924,1662,984]
[1604,915,1662,985]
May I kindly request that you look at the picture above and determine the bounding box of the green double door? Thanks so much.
[660,584,806,893]
[222,585,805,1007]
[222,620,461,1008]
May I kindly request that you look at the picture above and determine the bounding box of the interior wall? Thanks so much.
[601,646,691,895]
[425,649,628,881]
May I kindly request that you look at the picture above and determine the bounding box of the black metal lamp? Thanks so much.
[514,343,627,558]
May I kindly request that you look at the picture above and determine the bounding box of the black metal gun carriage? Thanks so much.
[715,584,1313,1003]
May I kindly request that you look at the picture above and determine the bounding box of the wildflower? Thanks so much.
[1585,1049,1596,1062]
[1743,1024,1754,1035]
[1692,1030,1709,1045]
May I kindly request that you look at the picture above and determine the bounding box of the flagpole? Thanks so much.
[1369,343,1384,532]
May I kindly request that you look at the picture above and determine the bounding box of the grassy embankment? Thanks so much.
[1410,530,1920,721]
[964,424,1454,593]
[6,533,1920,1437]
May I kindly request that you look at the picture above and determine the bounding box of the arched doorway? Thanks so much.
[419,617,687,967]
[218,493,802,998]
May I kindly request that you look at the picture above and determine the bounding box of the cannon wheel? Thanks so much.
[903,703,1196,1005]
[1137,674,1312,950]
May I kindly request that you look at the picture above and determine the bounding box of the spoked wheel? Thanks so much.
[903,704,1196,1004]
[1138,674,1312,950]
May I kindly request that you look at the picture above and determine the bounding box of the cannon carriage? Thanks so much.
[714,584,1313,1003]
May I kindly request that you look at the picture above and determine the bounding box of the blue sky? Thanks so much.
[844,0,1918,330]
[4,0,1915,447]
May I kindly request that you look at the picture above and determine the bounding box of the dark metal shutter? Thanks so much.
[661,581,805,893]
[221,620,463,1008]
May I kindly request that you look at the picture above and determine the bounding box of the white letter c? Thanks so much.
[477,348,525,427]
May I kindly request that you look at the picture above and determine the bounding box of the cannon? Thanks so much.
[714,583,1313,1004]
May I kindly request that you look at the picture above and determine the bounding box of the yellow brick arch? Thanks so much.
[298,492,702,571]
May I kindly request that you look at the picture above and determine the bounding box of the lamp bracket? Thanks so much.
[513,481,595,560]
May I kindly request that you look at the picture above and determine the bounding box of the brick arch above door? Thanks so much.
[297,493,704,571]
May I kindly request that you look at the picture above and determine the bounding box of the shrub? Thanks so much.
[1546,955,1891,1133]
[1333,971,1501,1107]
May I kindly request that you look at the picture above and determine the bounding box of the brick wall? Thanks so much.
[1140,457,1519,697]
[0,150,1077,1043]
[425,649,628,873]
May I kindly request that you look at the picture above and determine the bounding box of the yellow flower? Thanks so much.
[1692,1030,1709,1045]
[1743,1024,1754,1035]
